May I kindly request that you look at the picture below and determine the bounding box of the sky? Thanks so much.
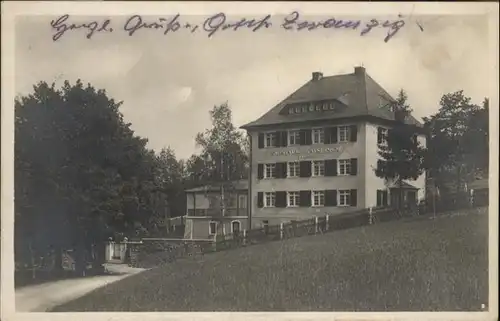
[15,13,491,160]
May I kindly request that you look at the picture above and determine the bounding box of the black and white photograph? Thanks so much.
[1,2,498,321]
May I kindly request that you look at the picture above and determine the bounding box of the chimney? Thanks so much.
[312,72,323,81]
[354,66,365,76]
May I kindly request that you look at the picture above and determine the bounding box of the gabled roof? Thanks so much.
[388,181,420,190]
[241,67,422,130]
[185,179,249,193]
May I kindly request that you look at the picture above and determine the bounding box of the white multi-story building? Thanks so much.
[241,66,427,228]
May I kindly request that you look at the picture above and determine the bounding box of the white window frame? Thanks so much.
[264,192,276,208]
[338,189,351,207]
[312,128,325,144]
[338,159,351,176]
[264,132,277,148]
[288,161,300,177]
[312,160,325,177]
[311,190,325,207]
[208,221,218,236]
[287,191,300,207]
[288,130,300,146]
[230,220,241,234]
[379,128,389,146]
[338,126,350,143]
[264,163,276,179]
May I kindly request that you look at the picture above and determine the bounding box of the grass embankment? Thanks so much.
[52,208,489,312]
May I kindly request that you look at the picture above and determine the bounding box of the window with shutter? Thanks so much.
[276,162,287,179]
[312,161,325,177]
[325,189,337,206]
[278,131,288,147]
[264,132,277,148]
[324,159,337,176]
[338,189,351,206]
[331,126,338,143]
[324,128,331,144]
[350,158,358,175]
[299,129,311,146]
[299,190,311,207]
[312,191,325,207]
[350,125,357,142]
[338,126,349,142]
[257,192,264,208]
[257,164,264,179]
[276,191,286,208]
[299,161,312,177]
[264,192,276,207]
[300,129,312,145]
[288,130,300,146]
[258,133,265,149]
[264,163,276,178]
[288,161,300,177]
[312,128,324,144]
[338,159,351,176]
[287,191,300,207]
[350,189,357,206]
[274,132,281,147]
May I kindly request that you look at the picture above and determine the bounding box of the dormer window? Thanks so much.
[285,100,338,115]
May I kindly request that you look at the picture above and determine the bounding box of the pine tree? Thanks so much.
[375,89,426,209]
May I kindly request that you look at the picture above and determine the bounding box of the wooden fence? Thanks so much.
[129,190,489,268]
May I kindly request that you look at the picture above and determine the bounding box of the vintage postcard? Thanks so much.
[1,2,499,321]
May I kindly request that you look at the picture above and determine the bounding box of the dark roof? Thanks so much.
[241,67,422,130]
[388,181,420,190]
[185,179,249,193]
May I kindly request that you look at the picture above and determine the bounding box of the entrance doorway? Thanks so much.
[231,220,241,236]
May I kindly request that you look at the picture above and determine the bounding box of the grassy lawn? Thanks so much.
[52,208,489,312]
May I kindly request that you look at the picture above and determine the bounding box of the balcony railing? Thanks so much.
[186,207,247,217]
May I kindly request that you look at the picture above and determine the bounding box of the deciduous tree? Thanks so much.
[188,103,249,215]
[15,80,166,276]
[423,91,485,194]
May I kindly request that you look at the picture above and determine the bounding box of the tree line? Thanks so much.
[14,80,488,277]
[375,89,489,206]
[14,81,247,277]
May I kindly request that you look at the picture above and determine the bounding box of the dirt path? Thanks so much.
[15,264,146,312]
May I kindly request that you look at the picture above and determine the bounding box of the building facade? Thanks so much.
[183,180,249,240]
[241,67,426,229]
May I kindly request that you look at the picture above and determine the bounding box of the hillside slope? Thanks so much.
[52,208,489,312]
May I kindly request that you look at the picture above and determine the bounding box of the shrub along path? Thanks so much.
[52,208,489,312]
